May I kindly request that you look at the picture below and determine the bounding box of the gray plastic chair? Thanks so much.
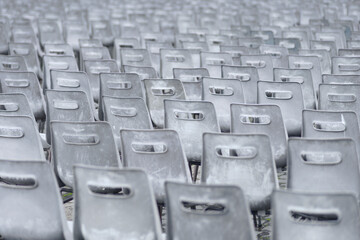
[0,115,45,161]
[272,190,360,240]
[202,77,244,132]
[123,65,158,80]
[42,55,78,92]
[0,93,34,119]
[147,42,174,75]
[231,103,287,168]
[0,160,71,240]
[103,96,152,147]
[220,45,258,65]
[288,55,322,95]
[274,38,301,54]
[182,41,207,68]
[332,57,360,75]
[173,68,209,100]
[298,49,332,74]
[44,44,75,57]
[0,71,45,121]
[73,165,162,240]
[240,54,273,81]
[205,34,231,52]
[79,39,103,48]
[0,55,28,72]
[51,121,121,188]
[287,138,360,201]
[120,129,191,203]
[164,99,220,165]
[259,44,289,68]
[45,90,94,143]
[113,38,140,67]
[165,182,255,240]
[258,81,304,136]
[222,65,259,104]
[319,84,360,122]
[120,48,152,70]
[273,68,316,109]
[9,42,41,77]
[143,79,186,128]
[90,20,114,46]
[84,59,119,103]
[79,46,111,70]
[38,19,64,47]
[99,73,143,120]
[160,49,193,79]
[201,133,278,211]
[200,52,233,78]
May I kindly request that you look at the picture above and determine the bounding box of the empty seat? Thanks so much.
[272,190,360,240]
[120,48,152,70]
[164,99,220,164]
[240,55,273,81]
[0,55,28,72]
[258,81,304,136]
[0,115,45,161]
[201,133,278,211]
[143,79,186,128]
[173,68,209,100]
[51,121,121,188]
[0,93,34,119]
[202,77,244,132]
[120,129,191,203]
[287,138,360,201]
[201,52,232,78]
[165,182,255,240]
[123,65,158,80]
[332,57,360,75]
[0,71,46,121]
[73,166,162,240]
[160,49,193,78]
[0,160,71,239]
[231,104,287,168]
[99,73,143,120]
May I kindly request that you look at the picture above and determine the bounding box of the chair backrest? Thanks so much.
[165,182,255,240]
[0,115,45,161]
[240,54,273,81]
[258,81,304,136]
[231,103,287,168]
[259,44,289,68]
[288,55,322,95]
[202,77,244,132]
[0,160,70,240]
[222,65,259,104]
[123,65,158,80]
[51,121,121,187]
[9,42,40,77]
[0,55,28,72]
[272,190,360,240]
[160,49,193,78]
[173,68,209,100]
[79,46,110,70]
[113,38,140,66]
[319,84,360,123]
[0,93,34,119]
[273,68,316,109]
[274,37,301,54]
[332,57,360,75]
[120,129,191,202]
[120,48,152,70]
[42,55,78,92]
[287,138,360,201]
[73,165,162,240]
[99,73,143,120]
[323,74,360,84]
[45,90,94,143]
[298,49,331,74]
[84,59,119,102]
[220,45,259,65]
[143,78,186,128]
[201,133,278,211]
[200,52,232,78]
[44,43,74,57]
[0,71,45,120]
[103,96,152,146]
[164,99,220,163]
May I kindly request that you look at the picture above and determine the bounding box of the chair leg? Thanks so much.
[193,165,199,183]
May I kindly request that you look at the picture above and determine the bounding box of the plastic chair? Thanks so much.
[120,129,191,203]
[123,65,158,80]
[240,55,273,81]
[73,165,162,240]
[120,48,152,70]
[272,190,360,240]
[160,49,193,79]
[44,44,75,57]
[222,65,259,104]
[202,77,244,132]
[113,38,140,67]
[165,182,255,240]
[287,138,360,201]
[173,68,209,100]
[0,71,45,121]
[231,103,287,168]
[0,93,34,119]
[9,42,41,77]
[258,81,304,136]
[259,44,289,68]
[0,160,71,239]
[45,90,94,143]
[164,99,220,166]
[79,46,111,70]
[0,115,45,161]
[143,79,186,128]
[200,52,233,78]
[332,57,360,75]
[51,121,121,188]
[201,133,278,211]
